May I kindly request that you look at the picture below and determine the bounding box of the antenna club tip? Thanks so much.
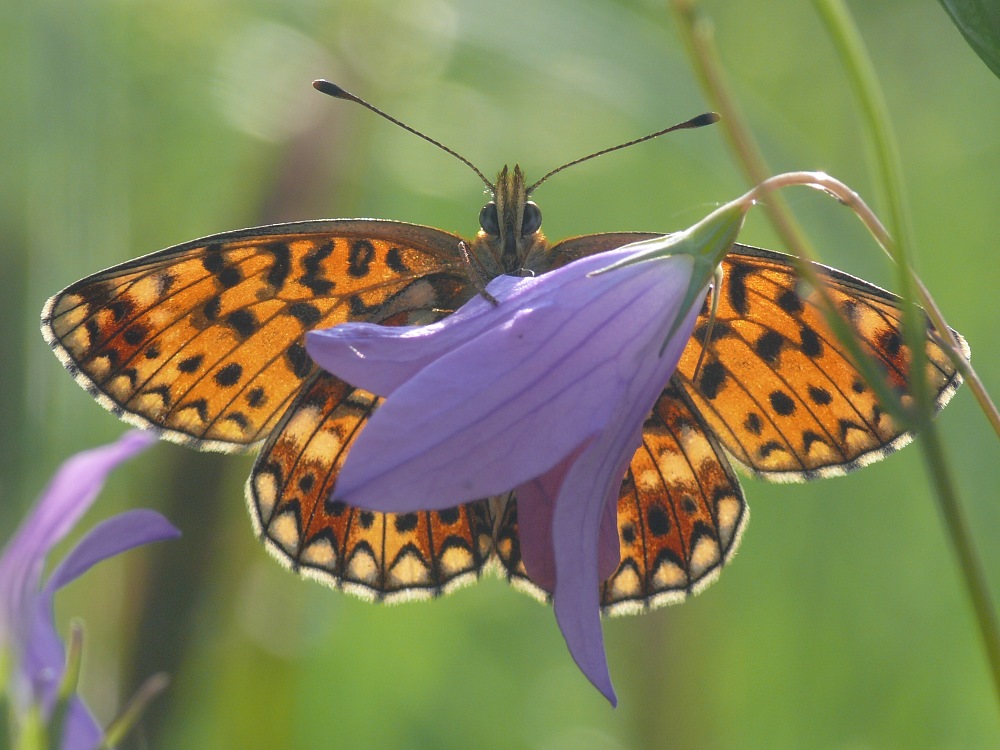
[692,112,721,127]
[313,79,350,99]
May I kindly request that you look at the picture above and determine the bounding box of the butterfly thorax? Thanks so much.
[472,164,547,278]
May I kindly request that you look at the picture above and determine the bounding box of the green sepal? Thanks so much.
[590,198,748,347]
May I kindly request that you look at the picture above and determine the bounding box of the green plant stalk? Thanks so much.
[100,673,170,749]
[922,407,1000,704]
[812,0,931,419]
[667,0,914,430]
[814,0,1000,439]
[813,0,1000,707]
[669,0,1000,712]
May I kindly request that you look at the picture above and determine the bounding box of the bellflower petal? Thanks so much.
[306,274,528,397]
[309,202,747,704]
[0,431,180,749]
[315,249,697,512]
[46,509,181,592]
[0,432,155,637]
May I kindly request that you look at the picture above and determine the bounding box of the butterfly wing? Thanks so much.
[491,381,748,614]
[41,219,473,452]
[43,218,500,600]
[602,380,747,613]
[545,233,966,611]
[674,245,969,480]
[250,370,496,600]
[550,236,968,479]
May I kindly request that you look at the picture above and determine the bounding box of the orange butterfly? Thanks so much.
[41,83,968,615]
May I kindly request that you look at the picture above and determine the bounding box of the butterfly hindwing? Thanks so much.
[491,381,747,615]
[250,369,496,601]
[603,379,747,614]
[41,220,472,452]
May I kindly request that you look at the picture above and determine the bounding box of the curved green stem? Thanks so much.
[669,0,1000,714]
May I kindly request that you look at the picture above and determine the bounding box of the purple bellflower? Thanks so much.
[306,202,747,705]
[0,431,180,749]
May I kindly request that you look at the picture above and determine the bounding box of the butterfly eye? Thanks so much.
[521,201,542,235]
[479,202,500,236]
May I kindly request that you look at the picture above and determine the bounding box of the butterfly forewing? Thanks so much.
[41,220,471,452]
[250,371,495,600]
[670,246,967,480]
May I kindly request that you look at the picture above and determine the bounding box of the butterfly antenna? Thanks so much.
[526,112,720,194]
[313,80,495,191]
[691,264,724,382]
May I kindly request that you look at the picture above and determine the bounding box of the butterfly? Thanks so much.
[41,83,968,616]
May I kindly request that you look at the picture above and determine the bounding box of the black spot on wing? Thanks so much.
[347,239,376,278]
[122,324,148,346]
[799,324,823,358]
[386,247,409,273]
[226,310,258,338]
[203,296,221,322]
[769,390,796,416]
[777,289,803,314]
[286,343,313,379]
[754,330,784,364]
[265,242,291,289]
[301,241,336,295]
[214,362,243,387]
[647,504,672,537]
[178,354,204,373]
[288,302,323,327]
[744,412,763,435]
[808,385,832,405]
[109,299,134,323]
[246,387,266,408]
[699,361,727,400]
[394,513,419,533]
[727,263,752,316]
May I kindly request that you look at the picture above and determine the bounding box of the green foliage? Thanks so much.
[4,0,998,747]
[939,0,1000,78]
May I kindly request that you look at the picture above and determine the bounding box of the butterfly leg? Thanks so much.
[458,240,499,306]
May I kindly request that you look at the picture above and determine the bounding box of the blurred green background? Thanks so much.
[4,0,999,747]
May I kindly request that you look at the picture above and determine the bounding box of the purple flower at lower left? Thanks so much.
[0,430,180,750]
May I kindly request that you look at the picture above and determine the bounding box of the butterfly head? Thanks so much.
[478,165,544,275]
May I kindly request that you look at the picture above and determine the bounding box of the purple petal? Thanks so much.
[515,443,585,592]
[546,274,707,706]
[331,253,697,513]
[23,510,178,699]
[0,432,155,582]
[0,431,154,654]
[47,509,180,592]
[549,438,634,706]
[0,431,166,743]
[306,245,682,400]
[516,444,621,592]
[306,274,527,397]
[61,698,103,750]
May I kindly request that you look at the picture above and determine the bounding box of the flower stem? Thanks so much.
[668,0,912,429]
[813,0,1000,709]
[669,0,1000,713]
[823,0,1000,437]
[100,673,170,749]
